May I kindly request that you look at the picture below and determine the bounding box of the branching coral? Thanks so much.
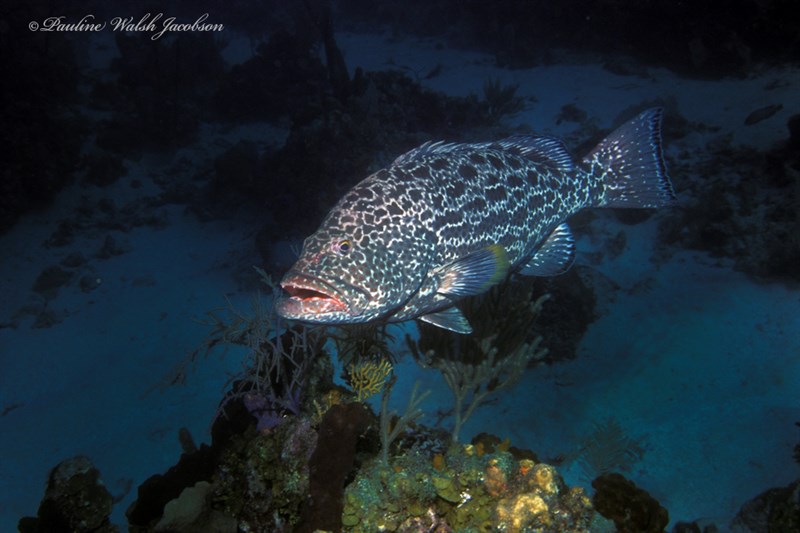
[347,359,393,401]
[437,334,545,442]
[379,376,431,463]
[330,323,397,369]
[482,77,526,120]
[408,279,549,442]
[576,417,645,481]
[198,271,328,431]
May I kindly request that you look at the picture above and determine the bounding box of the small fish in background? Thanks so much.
[744,103,783,125]
[276,108,675,334]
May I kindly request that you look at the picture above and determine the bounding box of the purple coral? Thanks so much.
[217,323,323,432]
[242,387,302,432]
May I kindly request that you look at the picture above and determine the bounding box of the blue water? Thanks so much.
[3,3,799,531]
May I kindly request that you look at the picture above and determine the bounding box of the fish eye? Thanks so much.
[334,239,351,255]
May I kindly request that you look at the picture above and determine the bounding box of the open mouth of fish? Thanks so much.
[277,272,349,317]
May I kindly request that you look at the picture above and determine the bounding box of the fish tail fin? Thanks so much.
[584,107,675,208]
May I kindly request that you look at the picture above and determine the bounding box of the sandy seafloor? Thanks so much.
[1,30,799,531]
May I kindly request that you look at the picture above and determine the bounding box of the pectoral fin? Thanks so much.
[519,223,575,276]
[418,306,472,334]
[437,244,510,297]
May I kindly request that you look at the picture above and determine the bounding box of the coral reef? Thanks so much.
[213,418,320,531]
[20,300,666,533]
[112,286,607,533]
[18,456,118,533]
[342,441,598,532]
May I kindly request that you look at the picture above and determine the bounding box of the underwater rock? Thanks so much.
[45,220,77,248]
[671,522,701,533]
[126,444,217,531]
[32,265,74,299]
[31,308,66,329]
[96,235,130,259]
[297,402,373,532]
[178,427,197,455]
[18,455,118,533]
[61,252,87,268]
[153,481,236,533]
[732,479,800,533]
[671,520,719,533]
[79,276,102,294]
[592,472,669,533]
[744,104,783,126]
[657,127,800,283]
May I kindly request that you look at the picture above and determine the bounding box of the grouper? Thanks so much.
[275,108,674,334]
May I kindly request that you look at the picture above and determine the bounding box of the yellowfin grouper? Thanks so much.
[276,108,674,333]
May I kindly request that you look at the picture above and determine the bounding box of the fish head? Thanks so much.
[275,214,419,325]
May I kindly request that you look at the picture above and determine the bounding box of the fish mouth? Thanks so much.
[276,271,350,319]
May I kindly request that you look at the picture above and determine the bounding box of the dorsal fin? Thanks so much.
[392,141,465,166]
[392,136,574,171]
[493,135,574,171]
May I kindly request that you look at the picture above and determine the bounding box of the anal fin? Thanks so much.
[418,306,472,334]
[520,222,575,276]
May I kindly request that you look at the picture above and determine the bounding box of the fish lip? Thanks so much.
[277,271,350,315]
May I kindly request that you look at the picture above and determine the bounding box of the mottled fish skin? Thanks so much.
[276,108,674,333]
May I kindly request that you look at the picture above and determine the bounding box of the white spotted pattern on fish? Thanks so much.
[276,108,674,333]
